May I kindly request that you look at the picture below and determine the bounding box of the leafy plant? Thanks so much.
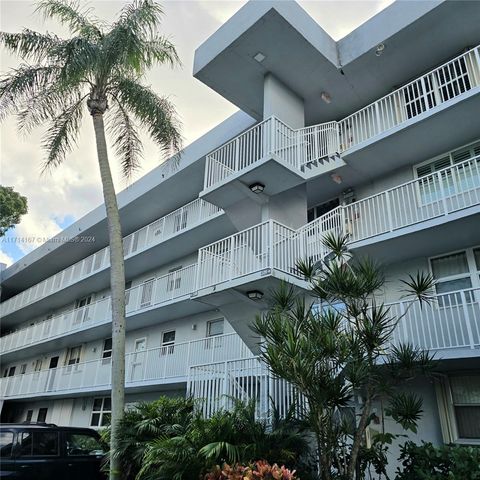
[0,186,28,236]
[395,441,480,480]
[137,399,313,480]
[205,460,298,480]
[253,234,437,480]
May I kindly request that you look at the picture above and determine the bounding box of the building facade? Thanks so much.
[1,0,480,464]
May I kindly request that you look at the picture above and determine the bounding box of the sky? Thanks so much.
[0,0,394,267]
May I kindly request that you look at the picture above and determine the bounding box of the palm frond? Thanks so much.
[107,100,143,179]
[400,271,436,305]
[42,95,86,172]
[0,29,61,62]
[36,0,102,39]
[0,65,61,119]
[115,76,182,158]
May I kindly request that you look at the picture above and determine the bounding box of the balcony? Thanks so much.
[0,199,226,323]
[202,45,480,202]
[300,154,480,262]
[2,157,478,358]
[189,288,480,419]
[0,333,252,400]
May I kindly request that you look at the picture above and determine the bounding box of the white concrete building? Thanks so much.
[1,0,479,460]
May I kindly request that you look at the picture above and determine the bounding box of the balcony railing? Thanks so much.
[0,264,197,355]
[189,288,480,418]
[0,199,222,318]
[299,154,480,244]
[2,156,479,355]
[0,333,252,399]
[205,45,480,190]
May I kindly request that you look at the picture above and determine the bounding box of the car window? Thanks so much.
[0,431,14,457]
[20,431,59,456]
[66,432,104,456]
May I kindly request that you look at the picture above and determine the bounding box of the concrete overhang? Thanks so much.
[1,111,255,296]
[194,0,480,125]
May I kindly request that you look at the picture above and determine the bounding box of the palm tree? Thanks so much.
[0,1,182,478]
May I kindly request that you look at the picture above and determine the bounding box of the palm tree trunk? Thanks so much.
[91,112,126,480]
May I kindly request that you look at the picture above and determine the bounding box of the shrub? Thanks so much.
[205,460,298,480]
[395,441,480,480]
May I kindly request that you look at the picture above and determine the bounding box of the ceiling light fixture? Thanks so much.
[253,52,266,63]
[249,182,265,194]
[246,290,264,301]
[375,43,386,56]
[320,91,331,104]
[331,173,342,184]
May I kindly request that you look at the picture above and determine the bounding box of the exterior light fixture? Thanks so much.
[331,173,342,184]
[246,290,264,300]
[249,182,265,194]
[253,52,266,63]
[375,43,386,56]
[320,91,331,104]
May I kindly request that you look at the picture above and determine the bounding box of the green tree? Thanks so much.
[0,2,182,478]
[0,186,28,236]
[253,234,437,480]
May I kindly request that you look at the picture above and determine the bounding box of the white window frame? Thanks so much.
[90,397,111,428]
[436,374,480,445]
[167,266,182,292]
[429,246,480,306]
[34,359,43,372]
[102,338,112,360]
[132,337,147,363]
[65,345,82,369]
[161,330,176,355]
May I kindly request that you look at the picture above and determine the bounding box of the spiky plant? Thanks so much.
[0,2,182,478]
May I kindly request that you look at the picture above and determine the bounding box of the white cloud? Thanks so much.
[0,249,15,268]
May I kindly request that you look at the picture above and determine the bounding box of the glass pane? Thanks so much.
[162,331,176,344]
[32,432,58,456]
[450,376,480,403]
[104,338,112,350]
[431,252,469,278]
[66,433,104,456]
[93,398,103,411]
[208,320,224,337]
[0,432,14,457]
[90,413,101,426]
[455,406,480,439]
[101,413,111,426]
[436,278,472,294]
[37,408,47,423]
[20,433,33,456]
[474,248,480,271]
[103,398,112,411]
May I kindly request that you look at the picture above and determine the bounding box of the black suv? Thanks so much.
[0,423,106,479]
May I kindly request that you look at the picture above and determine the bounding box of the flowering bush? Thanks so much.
[205,460,298,480]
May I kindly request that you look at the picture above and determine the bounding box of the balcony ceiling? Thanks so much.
[194,0,480,126]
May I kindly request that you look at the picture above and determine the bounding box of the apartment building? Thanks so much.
[1,0,479,461]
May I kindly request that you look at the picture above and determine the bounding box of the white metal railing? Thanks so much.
[0,199,222,318]
[299,154,480,244]
[0,333,252,399]
[0,265,198,355]
[339,45,480,150]
[188,357,306,419]
[204,45,480,190]
[189,287,480,418]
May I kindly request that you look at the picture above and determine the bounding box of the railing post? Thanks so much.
[385,191,394,232]
[436,171,449,215]
[420,77,431,113]
[234,138,240,172]
[268,221,274,270]
[222,361,229,410]
[460,290,476,349]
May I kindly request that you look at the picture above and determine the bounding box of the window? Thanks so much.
[34,359,43,372]
[450,375,480,440]
[75,295,92,309]
[207,319,224,337]
[430,247,480,305]
[19,431,58,456]
[37,408,48,423]
[66,432,104,456]
[25,410,33,422]
[7,366,15,377]
[74,295,92,323]
[102,338,112,359]
[174,209,188,232]
[415,140,480,204]
[90,398,111,427]
[140,278,155,308]
[2,368,7,377]
[167,266,182,292]
[125,280,133,306]
[20,364,27,375]
[66,346,82,366]
[0,432,14,457]
[307,198,340,223]
[161,331,175,355]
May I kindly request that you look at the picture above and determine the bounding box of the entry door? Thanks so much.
[130,339,146,382]
[46,356,59,391]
